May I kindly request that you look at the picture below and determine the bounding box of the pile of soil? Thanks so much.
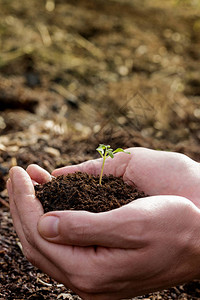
[34,172,147,213]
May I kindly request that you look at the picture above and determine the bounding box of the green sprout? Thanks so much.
[96,144,130,185]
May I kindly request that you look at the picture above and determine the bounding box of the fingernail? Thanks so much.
[38,216,59,238]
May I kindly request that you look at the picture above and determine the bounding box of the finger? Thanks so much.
[37,197,150,248]
[52,149,133,178]
[7,179,68,285]
[123,148,200,201]
[9,166,44,244]
[39,194,193,248]
[8,178,37,248]
[52,159,102,176]
[26,164,52,184]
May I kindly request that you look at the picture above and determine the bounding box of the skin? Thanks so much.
[7,147,200,300]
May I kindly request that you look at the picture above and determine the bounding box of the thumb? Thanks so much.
[37,203,146,248]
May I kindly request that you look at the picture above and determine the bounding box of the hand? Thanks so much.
[52,147,200,207]
[8,148,200,299]
[8,166,105,299]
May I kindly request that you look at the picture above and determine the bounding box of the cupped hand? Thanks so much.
[8,148,200,299]
[52,147,200,206]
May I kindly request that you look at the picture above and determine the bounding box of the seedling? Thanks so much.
[96,144,130,185]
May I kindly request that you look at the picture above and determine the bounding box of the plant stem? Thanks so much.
[99,153,106,185]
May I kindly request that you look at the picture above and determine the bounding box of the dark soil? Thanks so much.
[35,172,147,213]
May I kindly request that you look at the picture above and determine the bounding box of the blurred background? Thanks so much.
[0,0,200,154]
[1,1,200,298]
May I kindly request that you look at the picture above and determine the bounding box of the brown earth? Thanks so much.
[0,0,200,299]
[35,172,147,213]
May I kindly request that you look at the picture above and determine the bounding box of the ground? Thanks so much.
[0,0,200,299]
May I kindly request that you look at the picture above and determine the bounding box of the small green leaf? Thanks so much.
[113,148,130,154]
[96,145,104,157]
[113,148,124,153]
[107,150,114,158]
[96,144,131,185]
[101,144,109,149]
[96,145,103,151]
